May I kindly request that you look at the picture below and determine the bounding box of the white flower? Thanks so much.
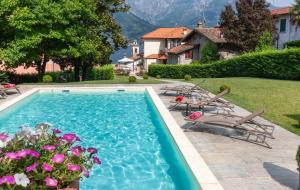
[14,173,30,187]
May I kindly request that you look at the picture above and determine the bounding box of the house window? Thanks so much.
[280,19,287,32]
[185,50,193,59]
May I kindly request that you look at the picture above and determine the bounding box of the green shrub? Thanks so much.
[184,75,192,81]
[42,75,53,83]
[128,76,137,83]
[200,41,219,63]
[297,146,300,167]
[143,74,149,80]
[92,64,115,80]
[255,32,273,51]
[156,75,161,79]
[191,60,201,64]
[285,40,300,48]
[148,48,300,80]
[220,84,231,93]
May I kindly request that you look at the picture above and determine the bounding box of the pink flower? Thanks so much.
[0,133,8,142]
[51,128,61,134]
[45,177,57,188]
[51,154,65,164]
[87,148,97,154]
[70,147,81,157]
[2,176,15,185]
[93,156,101,165]
[63,133,78,143]
[67,164,81,172]
[0,177,5,185]
[42,163,53,172]
[29,150,40,158]
[43,145,56,151]
[82,167,90,177]
[26,162,38,172]
[16,149,31,158]
[5,152,20,160]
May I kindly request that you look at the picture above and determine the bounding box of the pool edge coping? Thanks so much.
[0,86,224,190]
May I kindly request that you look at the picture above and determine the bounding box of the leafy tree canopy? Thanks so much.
[0,0,128,81]
[255,32,274,51]
[200,41,219,63]
[220,0,275,52]
[291,0,300,27]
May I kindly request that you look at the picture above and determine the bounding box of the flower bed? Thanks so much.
[0,123,101,189]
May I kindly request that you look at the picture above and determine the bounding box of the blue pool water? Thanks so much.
[0,90,200,190]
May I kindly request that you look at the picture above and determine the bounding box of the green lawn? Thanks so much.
[186,77,300,135]
[23,76,164,85]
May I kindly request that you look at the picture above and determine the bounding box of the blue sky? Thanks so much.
[268,0,294,7]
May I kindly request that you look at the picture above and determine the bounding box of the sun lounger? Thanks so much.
[185,109,275,148]
[161,80,208,96]
[1,83,21,94]
[170,89,232,115]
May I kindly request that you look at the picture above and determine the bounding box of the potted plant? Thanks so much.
[297,146,300,190]
[0,123,101,189]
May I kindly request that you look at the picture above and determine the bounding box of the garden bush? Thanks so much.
[143,74,149,80]
[285,40,300,48]
[156,75,161,79]
[220,84,231,93]
[148,48,300,80]
[297,146,300,167]
[42,75,53,83]
[92,64,114,80]
[128,76,137,83]
[184,75,192,81]
[200,41,219,63]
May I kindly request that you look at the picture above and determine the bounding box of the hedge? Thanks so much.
[285,40,300,48]
[91,64,115,80]
[148,48,300,80]
[8,71,75,84]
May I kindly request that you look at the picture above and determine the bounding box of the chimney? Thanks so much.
[183,28,188,35]
[197,21,204,29]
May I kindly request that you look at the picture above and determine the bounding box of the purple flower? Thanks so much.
[0,133,8,142]
[87,148,97,154]
[93,156,101,165]
[73,146,86,152]
[70,147,81,157]
[0,177,5,185]
[43,145,56,151]
[16,149,31,158]
[67,164,81,172]
[5,152,20,160]
[26,162,38,172]
[3,176,15,185]
[42,163,53,172]
[51,128,61,134]
[82,167,90,178]
[51,154,65,164]
[29,150,40,158]
[45,177,57,188]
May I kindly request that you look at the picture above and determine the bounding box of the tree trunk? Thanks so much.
[74,60,81,82]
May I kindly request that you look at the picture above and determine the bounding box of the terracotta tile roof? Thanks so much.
[168,44,194,54]
[271,7,292,15]
[145,54,168,60]
[142,27,192,39]
[196,28,226,43]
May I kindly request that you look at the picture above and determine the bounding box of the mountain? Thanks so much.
[114,12,156,40]
[126,0,236,27]
[111,12,156,63]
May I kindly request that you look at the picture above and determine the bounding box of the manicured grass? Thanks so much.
[23,76,164,85]
[187,77,300,135]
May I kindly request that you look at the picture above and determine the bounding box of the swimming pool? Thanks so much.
[0,88,202,190]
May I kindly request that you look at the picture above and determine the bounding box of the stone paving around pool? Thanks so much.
[1,82,300,190]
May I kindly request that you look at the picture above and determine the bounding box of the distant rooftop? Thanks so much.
[270,7,292,15]
[183,27,226,43]
[141,27,192,39]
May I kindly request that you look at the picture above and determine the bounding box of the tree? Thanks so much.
[200,41,219,63]
[220,0,275,52]
[255,32,274,51]
[0,0,128,81]
[291,0,300,28]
